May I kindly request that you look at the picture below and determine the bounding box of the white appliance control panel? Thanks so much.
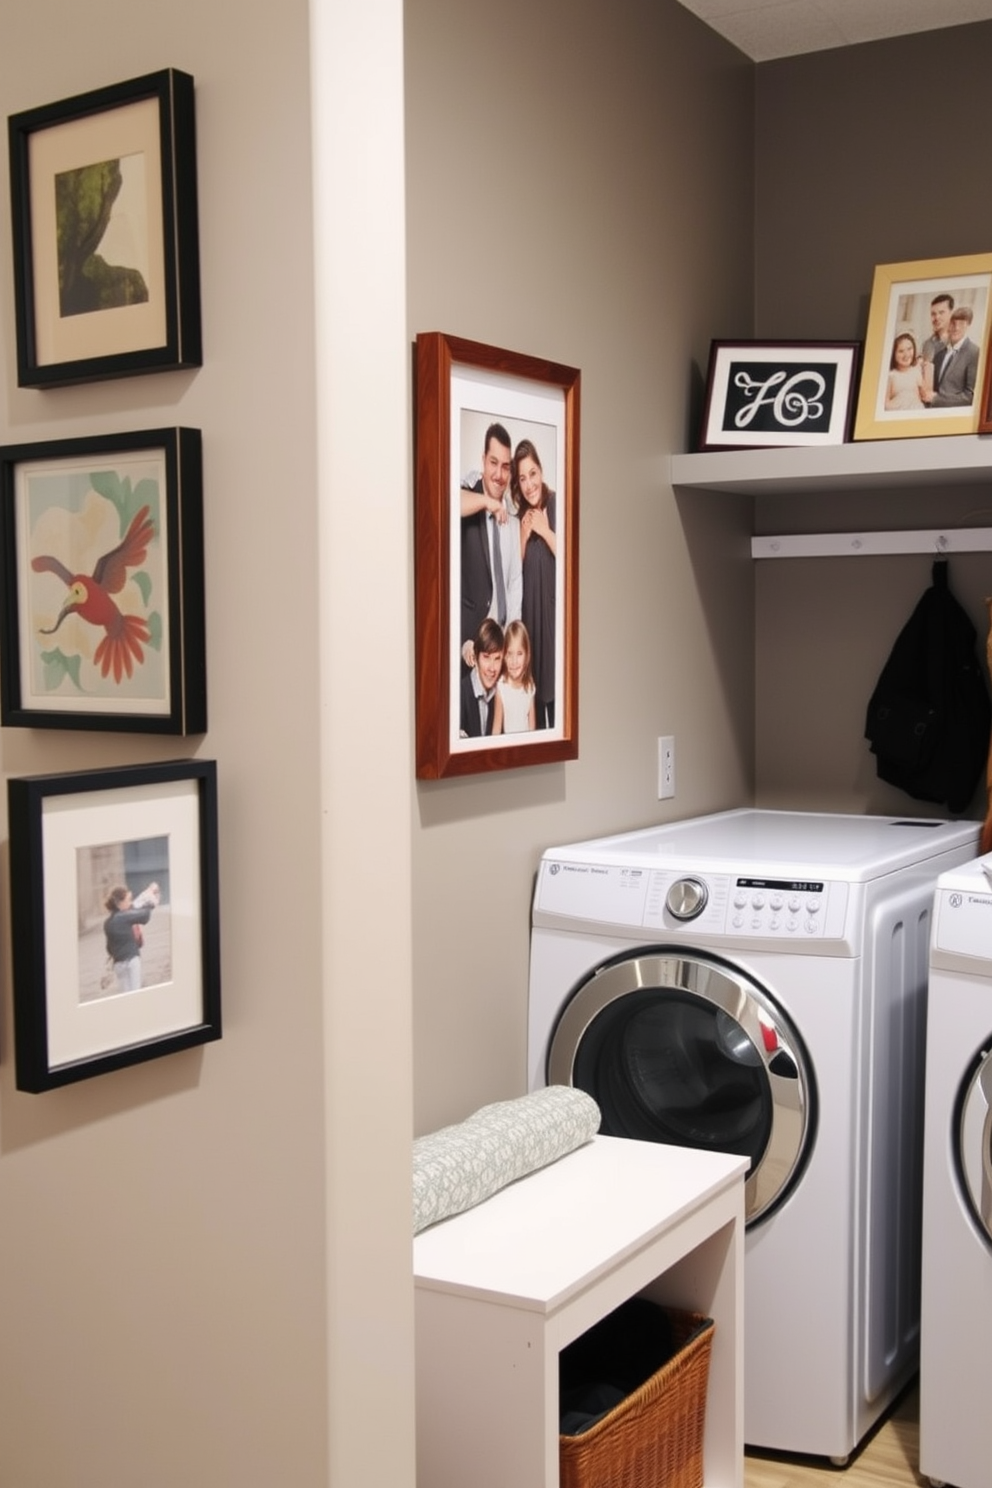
[535,860,850,941]
[932,870,992,972]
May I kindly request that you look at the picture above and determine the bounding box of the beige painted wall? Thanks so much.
[0,2,414,1485]
[753,22,992,821]
[312,0,415,1483]
[404,0,757,1135]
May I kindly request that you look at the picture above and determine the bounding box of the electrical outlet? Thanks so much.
[658,736,675,799]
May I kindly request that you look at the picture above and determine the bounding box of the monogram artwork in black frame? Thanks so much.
[699,341,860,451]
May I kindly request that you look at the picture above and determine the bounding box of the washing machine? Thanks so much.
[920,854,992,1488]
[527,808,980,1464]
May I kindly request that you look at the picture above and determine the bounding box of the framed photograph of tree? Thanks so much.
[7,69,201,387]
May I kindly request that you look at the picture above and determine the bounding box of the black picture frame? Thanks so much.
[698,340,860,451]
[8,758,221,1092]
[8,69,201,387]
[0,426,206,734]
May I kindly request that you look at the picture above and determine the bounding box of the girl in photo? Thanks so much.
[492,619,536,734]
[885,331,932,410]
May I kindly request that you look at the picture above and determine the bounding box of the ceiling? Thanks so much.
[675,0,992,62]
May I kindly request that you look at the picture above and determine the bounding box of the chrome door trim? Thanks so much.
[959,1048,992,1243]
[547,950,814,1225]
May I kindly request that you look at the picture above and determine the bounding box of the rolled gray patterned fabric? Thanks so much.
[412,1085,601,1234]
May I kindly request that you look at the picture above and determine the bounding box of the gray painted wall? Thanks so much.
[0,3,415,1485]
[754,21,992,817]
[405,0,757,1136]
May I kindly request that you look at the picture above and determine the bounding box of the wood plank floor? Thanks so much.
[744,1381,926,1488]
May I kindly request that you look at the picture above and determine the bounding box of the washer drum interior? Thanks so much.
[547,950,816,1226]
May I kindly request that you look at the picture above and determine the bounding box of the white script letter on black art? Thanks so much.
[731,369,828,429]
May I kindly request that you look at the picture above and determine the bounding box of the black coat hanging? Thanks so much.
[865,559,992,814]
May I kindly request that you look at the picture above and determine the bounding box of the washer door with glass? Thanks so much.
[957,1042,992,1246]
[547,948,816,1226]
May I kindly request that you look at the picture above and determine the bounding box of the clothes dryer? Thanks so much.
[527,809,979,1464]
[920,854,992,1488]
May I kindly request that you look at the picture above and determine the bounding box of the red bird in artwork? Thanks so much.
[31,506,155,683]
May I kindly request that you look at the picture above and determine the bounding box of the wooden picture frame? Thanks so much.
[8,69,201,387]
[699,340,860,450]
[853,254,992,441]
[0,427,206,734]
[979,334,992,434]
[8,758,221,1092]
[414,332,580,779]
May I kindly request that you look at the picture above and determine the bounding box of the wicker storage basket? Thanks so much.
[559,1305,714,1488]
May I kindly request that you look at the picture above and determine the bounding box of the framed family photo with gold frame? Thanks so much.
[853,253,992,441]
[414,332,580,780]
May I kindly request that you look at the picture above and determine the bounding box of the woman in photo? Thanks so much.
[512,439,557,729]
[492,619,536,734]
[103,880,160,992]
[885,331,932,410]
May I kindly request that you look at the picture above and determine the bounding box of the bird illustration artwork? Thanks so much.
[31,505,156,683]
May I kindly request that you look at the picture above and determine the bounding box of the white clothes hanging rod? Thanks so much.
[751,527,992,559]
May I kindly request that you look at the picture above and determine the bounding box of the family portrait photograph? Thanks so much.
[455,405,562,752]
[413,331,579,779]
[855,254,992,440]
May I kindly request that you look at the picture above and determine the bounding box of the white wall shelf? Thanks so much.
[672,435,992,558]
[670,433,992,497]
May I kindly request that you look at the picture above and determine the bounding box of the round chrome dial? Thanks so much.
[665,876,709,920]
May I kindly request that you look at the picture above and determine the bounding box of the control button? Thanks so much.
[805,918,818,934]
[732,914,744,929]
[770,894,784,911]
[751,894,766,910]
[788,897,801,914]
[769,918,781,931]
[734,892,747,909]
[806,897,821,913]
[665,877,709,921]
[751,916,762,930]
[786,920,799,932]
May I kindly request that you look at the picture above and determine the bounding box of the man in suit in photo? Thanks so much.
[459,422,522,666]
[921,291,954,365]
[922,304,980,408]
